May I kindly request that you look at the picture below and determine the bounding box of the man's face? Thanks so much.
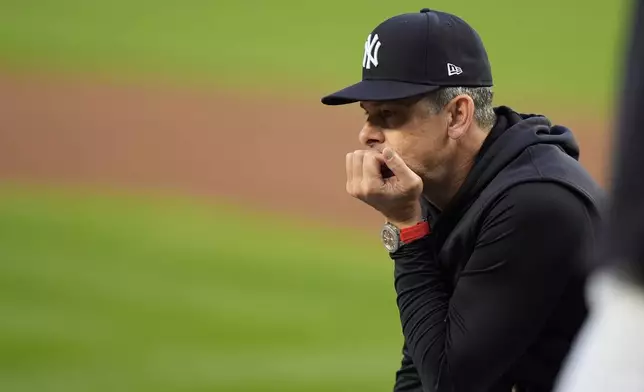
[359,96,452,182]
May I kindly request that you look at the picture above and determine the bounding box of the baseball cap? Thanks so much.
[321,8,493,106]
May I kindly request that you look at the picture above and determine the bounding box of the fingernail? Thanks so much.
[384,149,394,161]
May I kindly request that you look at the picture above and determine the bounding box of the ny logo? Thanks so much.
[362,34,382,69]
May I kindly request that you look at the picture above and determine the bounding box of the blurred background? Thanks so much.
[0,1,633,391]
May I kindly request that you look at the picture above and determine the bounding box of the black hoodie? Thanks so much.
[391,106,604,392]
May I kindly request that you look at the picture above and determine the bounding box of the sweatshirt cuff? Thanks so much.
[389,235,433,260]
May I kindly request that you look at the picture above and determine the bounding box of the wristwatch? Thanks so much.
[381,220,431,253]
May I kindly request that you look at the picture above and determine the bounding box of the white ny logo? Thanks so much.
[362,34,381,69]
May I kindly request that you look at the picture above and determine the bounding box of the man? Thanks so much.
[554,1,644,391]
[321,8,604,392]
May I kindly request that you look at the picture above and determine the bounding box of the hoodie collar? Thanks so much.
[428,105,580,233]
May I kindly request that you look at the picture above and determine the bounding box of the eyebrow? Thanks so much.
[361,97,422,111]
[360,102,391,110]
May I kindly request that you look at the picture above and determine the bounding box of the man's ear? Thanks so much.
[446,95,475,140]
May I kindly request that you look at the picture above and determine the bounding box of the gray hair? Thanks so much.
[424,87,496,129]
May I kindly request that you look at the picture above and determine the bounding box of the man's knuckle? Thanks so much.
[359,182,369,195]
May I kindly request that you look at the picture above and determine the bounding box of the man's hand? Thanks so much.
[345,147,423,228]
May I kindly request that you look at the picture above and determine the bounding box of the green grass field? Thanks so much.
[0,1,632,391]
[0,185,401,391]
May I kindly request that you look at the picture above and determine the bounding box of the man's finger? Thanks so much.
[345,152,353,186]
[351,150,365,192]
[363,151,385,183]
[382,147,416,182]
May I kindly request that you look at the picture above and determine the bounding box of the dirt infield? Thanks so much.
[0,73,613,231]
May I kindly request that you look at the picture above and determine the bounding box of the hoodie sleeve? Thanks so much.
[390,181,593,392]
[393,342,423,392]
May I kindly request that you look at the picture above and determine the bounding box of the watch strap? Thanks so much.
[400,220,431,244]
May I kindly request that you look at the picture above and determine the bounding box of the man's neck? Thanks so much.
[422,156,475,211]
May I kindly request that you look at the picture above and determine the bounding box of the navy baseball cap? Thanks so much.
[321,8,493,106]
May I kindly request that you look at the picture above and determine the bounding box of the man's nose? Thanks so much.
[359,122,385,147]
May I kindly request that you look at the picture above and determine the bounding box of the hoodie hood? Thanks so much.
[464,106,581,199]
[491,105,580,160]
[431,106,583,229]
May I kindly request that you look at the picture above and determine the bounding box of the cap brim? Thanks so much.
[321,80,440,106]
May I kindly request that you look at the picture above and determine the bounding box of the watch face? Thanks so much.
[381,224,400,253]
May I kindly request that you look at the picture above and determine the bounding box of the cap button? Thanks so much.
[420,8,431,13]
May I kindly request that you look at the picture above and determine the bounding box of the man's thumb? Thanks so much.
[383,148,413,179]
